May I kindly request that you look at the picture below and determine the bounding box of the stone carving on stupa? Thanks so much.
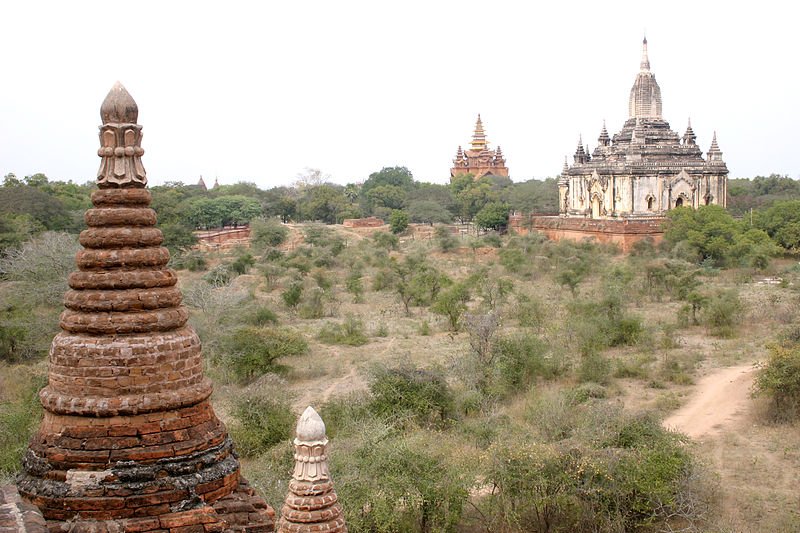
[450,115,509,180]
[558,38,728,219]
[277,407,347,533]
[16,82,275,532]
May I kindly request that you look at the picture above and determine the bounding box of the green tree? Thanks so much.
[432,283,470,331]
[474,201,510,231]
[451,176,498,223]
[0,186,71,231]
[361,166,414,194]
[406,199,453,224]
[389,210,409,234]
[367,185,407,212]
[298,184,349,224]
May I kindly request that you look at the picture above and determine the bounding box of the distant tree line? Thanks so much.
[3,169,800,255]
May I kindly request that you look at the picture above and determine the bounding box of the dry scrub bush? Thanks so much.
[0,365,45,481]
[754,341,800,421]
[485,397,707,533]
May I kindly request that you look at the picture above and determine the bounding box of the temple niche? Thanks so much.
[451,115,509,180]
[558,38,728,219]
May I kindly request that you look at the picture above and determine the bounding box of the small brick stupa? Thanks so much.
[277,407,346,533]
[16,83,275,532]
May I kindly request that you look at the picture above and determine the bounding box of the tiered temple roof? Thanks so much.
[450,115,509,179]
[558,39,728,218]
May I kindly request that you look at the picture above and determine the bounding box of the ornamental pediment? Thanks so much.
[669,169,696,188]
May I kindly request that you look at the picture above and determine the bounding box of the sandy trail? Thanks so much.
[662,364,757,439]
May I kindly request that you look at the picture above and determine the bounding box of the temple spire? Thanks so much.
[629,37,662,120]
[598,120,610,146]
[640,36,650,71]
[707,131,724,161]
[471,114,488,151]
[682,118,697,145]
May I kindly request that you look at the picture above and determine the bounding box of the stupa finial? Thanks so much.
[97,82,146,188]
[278,407,347,532]
[640,35,650,71]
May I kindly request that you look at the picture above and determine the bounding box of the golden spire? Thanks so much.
[471,114,488,151]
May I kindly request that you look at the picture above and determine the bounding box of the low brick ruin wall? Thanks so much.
[342,217,384,228]
[511,215,664,252]
[194,227,251,251]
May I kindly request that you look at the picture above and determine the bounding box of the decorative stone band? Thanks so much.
[292,440,330,482]
[97,122,147,188]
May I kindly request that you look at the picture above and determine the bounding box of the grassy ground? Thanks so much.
[2,225,799,531]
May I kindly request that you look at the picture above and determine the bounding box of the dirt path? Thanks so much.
[662,364,756,439]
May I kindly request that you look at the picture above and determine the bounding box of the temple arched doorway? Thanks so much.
[675,197,683,208]
[592,195,601,218]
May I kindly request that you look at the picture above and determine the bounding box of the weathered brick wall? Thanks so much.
[0,485,46,533]
[342,217,384,228]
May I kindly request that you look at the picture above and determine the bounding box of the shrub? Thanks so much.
[230,252,255,275]
[482,234,503,248]
[434,225,458,252]
[389,209,409,234]
[418,320,431,336]
[317,315,369,346]
[431,283,470,331]
[250,217,289,249]
[483,409,699,533]
[230,395,295,457]
[332,430,471,533]
[368,365,453,428]
[373,322,389,337]
[516,294,545,330]
[0,231,79,305]
[204,264,234,286]
[498,247,526,274]
[372,231,399,251]
[345,270,364,303]
[281,281,303,311]
[578,354,612,385]
[245,306,279,326]
[704,289,743,338]
[298,287,326,319]
[493,333,562,393]
[0,368,45,479]
[170,250,207,271]
[223,326,308,381]
[754,343,800,421]
[260,263,284,291]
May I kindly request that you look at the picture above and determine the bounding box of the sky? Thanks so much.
[1,1,797,188]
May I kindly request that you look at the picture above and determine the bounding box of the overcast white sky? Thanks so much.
[1,1,797,188]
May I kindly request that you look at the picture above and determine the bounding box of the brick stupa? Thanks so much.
[16,83,275,532]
